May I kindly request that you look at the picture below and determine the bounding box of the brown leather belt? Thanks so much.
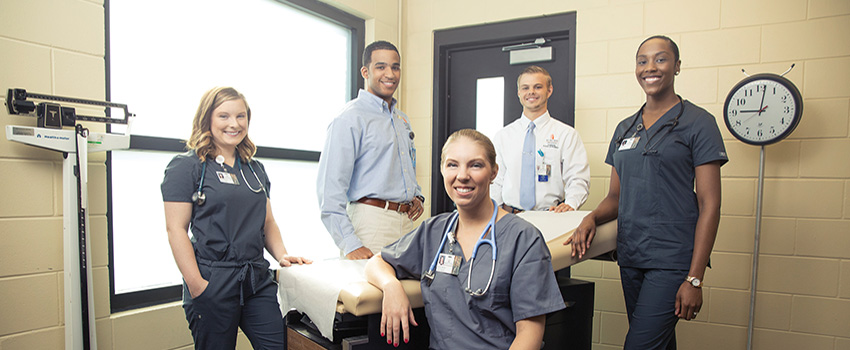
[356,197,411,213]
[501,203,524,214]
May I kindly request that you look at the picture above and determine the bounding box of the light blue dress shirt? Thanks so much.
[317,89,421,255]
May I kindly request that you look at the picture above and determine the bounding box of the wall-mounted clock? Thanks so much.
[723,73,803,145]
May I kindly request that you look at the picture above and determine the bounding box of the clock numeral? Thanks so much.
[784,106,791,113]
[737,98,746,106]
[769,126,776,135]
[730,109,738,117]
[735,120,742,126]
[781,95,788,103]
[744,89,753,97]
[756,85,766,92]
[757,129,763,137]
[745,127,750,135]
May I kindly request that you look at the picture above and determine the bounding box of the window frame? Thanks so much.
[105,0,364,312]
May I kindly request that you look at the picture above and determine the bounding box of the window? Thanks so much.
[475,76,505,141]
[107,0,364,311]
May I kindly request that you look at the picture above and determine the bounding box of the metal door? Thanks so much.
[431,13,577,215]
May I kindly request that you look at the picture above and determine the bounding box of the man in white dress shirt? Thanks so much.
[491,65,590,213]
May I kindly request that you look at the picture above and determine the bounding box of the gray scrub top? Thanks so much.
[381,212,565,350]
[607,100,728,270]
[161,150,272,266]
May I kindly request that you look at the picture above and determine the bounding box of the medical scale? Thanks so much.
[5,88,134,350]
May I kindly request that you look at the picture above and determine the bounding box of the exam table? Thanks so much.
[278,211,617,350]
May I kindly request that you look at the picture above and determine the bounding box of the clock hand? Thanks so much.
[739,106,769,114]
[757,88,767,116]
[740,106,768,124]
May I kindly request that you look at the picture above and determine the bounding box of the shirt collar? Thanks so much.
[521,110,551,129]
[359,89,397,114]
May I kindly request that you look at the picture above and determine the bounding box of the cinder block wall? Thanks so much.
[393,0,850,349]
[2,0,848,349]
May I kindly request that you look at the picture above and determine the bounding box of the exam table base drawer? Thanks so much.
[287,328,328,350]
[285,309,430,350]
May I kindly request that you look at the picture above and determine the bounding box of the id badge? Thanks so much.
[536,149,550,182]
[216,171,240,185]
[537,163,550,182]
[618,136,640,151]
[435,253,461,275]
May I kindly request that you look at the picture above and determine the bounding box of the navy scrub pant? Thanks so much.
[183,263,285,349]
[620,267,689,350]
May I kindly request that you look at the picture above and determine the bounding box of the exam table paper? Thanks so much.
[277,259,368,341]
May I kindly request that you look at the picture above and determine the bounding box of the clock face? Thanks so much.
[723,74,803,145]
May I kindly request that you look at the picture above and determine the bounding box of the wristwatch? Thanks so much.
[686,276,703,288]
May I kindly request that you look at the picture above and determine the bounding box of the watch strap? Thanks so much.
[686,276,703,288]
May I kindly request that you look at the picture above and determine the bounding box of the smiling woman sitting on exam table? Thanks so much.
[365,129,565,349]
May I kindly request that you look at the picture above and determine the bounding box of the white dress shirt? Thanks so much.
[491,111,590,210]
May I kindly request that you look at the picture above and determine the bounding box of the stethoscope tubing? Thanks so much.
[424,199,498,297]
[616,95,685,154]
[193,156,266,206]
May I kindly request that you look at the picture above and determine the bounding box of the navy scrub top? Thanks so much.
[607,100,728,270]
[381,212,565,350]
[161,150,272,266]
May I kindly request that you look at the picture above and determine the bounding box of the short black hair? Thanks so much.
[363,40,400,67]
[637,35,680,62]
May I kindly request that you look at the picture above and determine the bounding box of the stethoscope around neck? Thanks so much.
[191,153,267,206]
[423,199,498,297]
[616,95,684,155]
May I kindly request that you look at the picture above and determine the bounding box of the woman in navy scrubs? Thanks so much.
[567,36,727,349]
[162,87,311,349]
[365,129,565,349]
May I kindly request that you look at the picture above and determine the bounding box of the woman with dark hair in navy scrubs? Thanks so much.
[567,36,728,349]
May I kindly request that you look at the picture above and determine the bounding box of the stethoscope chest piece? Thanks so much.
[192,191,206,206]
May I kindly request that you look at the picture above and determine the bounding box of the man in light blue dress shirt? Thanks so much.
[317,41,424,259]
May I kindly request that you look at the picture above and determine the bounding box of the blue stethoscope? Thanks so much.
[191,154,267,206]
[423,199,498,297]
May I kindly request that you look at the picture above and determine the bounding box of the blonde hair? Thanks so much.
[186,87,256,162]
[441,129,497,168]
[516,65,552,88]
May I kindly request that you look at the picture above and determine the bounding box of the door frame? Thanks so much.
[431,12,577,215]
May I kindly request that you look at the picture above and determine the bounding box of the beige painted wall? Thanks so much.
[1,0,848,349]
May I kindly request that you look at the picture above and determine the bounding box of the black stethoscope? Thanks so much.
[191,155,267,206]
[616,95,684,155]
[423,199,498,297]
